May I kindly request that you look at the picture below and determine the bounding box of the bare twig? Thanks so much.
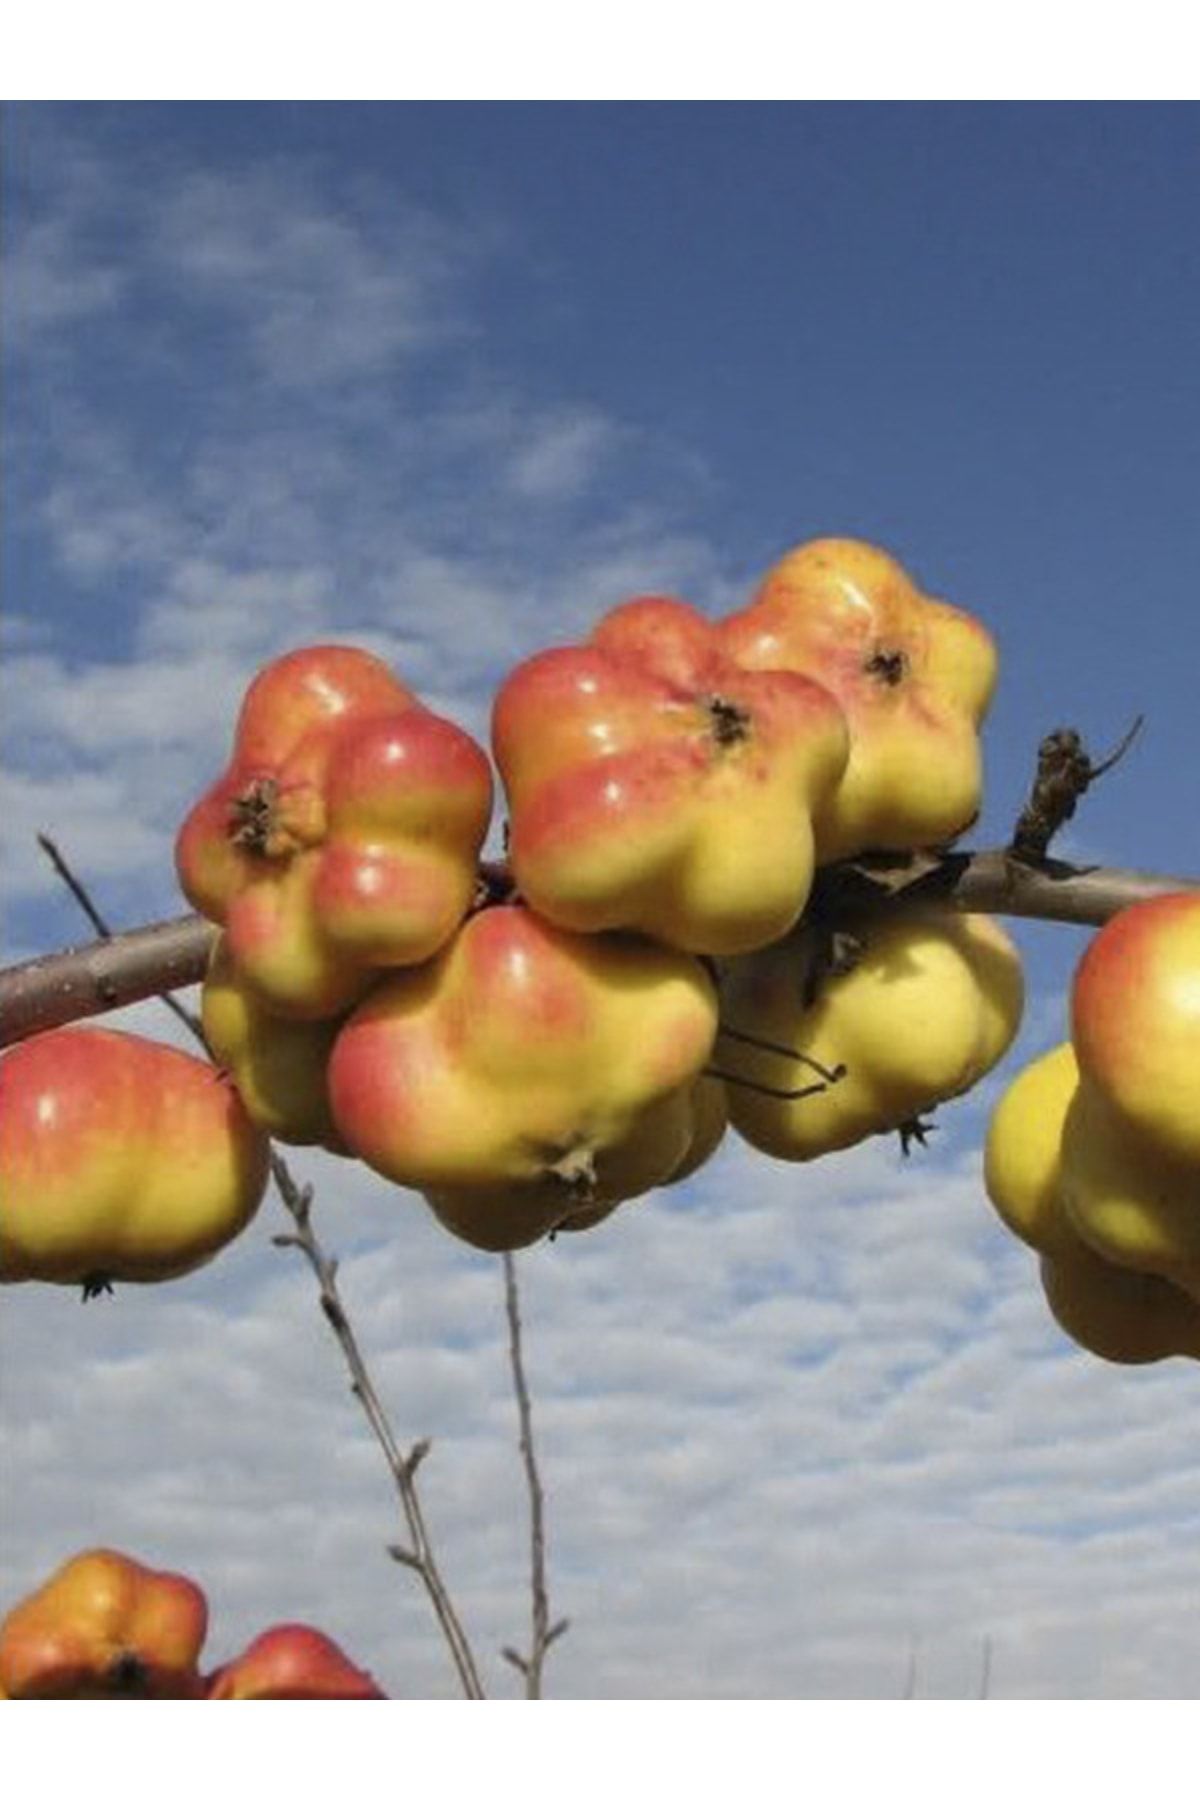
[33,835,486,1700]
[1008,716,1144,863]
[269,1155,486,1700]
[500,1251,568,1697]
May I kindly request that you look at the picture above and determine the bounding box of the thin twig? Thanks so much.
[33,834,486,1700]
[500,1251,568,1697]
[270,1155,486,1700]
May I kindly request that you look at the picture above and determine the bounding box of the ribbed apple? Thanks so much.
[720,907,1023,1162]
[1051,892,1200,1280]
[1040,1237,1200,1365]
[1070,891,1200,1167]
[492,596,849,955]
[0,1549,208,1699]
[0,1027,269,1289]
[1058,1081,1200,1281]
[982,1041,1082,1259]
[205,1624,385,1698]
[427,1071,729,1251]
[177,645,493,1018]
[721,537,996,862]
[329,905,719,1250]
[201,934,347,1151]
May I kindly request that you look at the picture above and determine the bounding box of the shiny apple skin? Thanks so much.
[720,908,1023,1162]
[721,537,996,862]
[205,1624,386,1698]
[0,1549,208,1699]
[493,595,849,956]
[0,1027,269,1287]
[177,645,493,1018]
[983,1042,1082,1259]
[329,904,719,1250]
[201,934,348,1152]
[1070,891,1200,1167]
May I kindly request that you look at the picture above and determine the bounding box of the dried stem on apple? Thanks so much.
[1008,715,1145,864]
[500,1251,569,1698]
[30,834,487,1703]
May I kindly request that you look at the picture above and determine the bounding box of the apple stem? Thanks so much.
[717,1022,846,1085]
[707,1065,838,1102]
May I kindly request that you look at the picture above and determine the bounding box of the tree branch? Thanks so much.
[3,850,1195,1049]
[501,1250,568,1697]
[30,836,486,1701]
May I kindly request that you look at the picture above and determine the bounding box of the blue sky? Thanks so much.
[3,102,1200,1699]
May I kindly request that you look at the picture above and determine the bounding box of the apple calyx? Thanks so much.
[108,1650,150,1695]
[704,693,753,747]
[80,1273,115,1302]
[227,776,324,860]
[863,647,909,687]
[547,1141,599,1198]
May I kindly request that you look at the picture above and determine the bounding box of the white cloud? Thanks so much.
[155,167,477,388]
[506,409,621,502]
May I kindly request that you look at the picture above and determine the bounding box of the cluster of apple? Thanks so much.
[984,892,1200,1365]
[0,1548,385,1698]
[2,536,1037,1282]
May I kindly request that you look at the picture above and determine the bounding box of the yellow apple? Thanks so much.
[1040,1237,1200,1365]
[722,536,996,862]
[719,907,1023,1161]
[982,1042,1081,1258]
[201,935,347,1152]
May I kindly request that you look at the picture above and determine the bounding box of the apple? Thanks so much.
[982,1041,1082,1258]
[721,537,996,862]
[1042,893,1200,1281]
[719,907,1023,1162]
[1070,891,1200,1167]
[201,934,348,1151]
[0,1549,207,1699]
[492,595,849,956]
[328,904,719,1250]
[205,1624,385,1698]
[0,1027,269,1289]
[177,645,493,1018]
[1040,1237,1200,1365]
[1058,1080,1200,1281]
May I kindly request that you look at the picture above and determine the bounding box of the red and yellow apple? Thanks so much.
[720,907,1023,1162]
[0,1550,208,1698]
[205,1624,385,1699]
[1070,891,1200,1168]
[1054,893,1200,1280]
[721,537,996,862]
[0,1027,269,1288]
[329,904,719,1250]
[177,645,493,1018]
[492,596,849,955]
[201,935,347,1151]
